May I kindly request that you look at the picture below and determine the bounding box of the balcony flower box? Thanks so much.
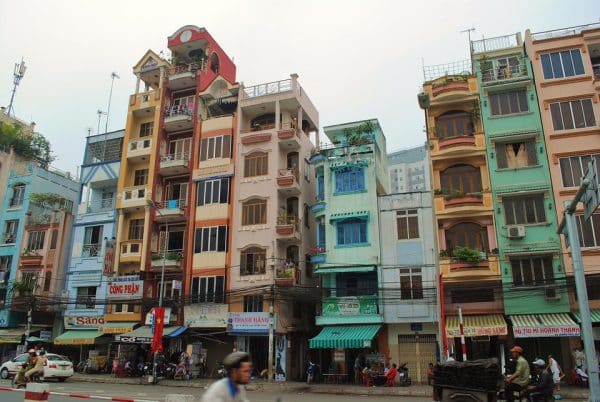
[438,135,476,149]
[450,261,490,271]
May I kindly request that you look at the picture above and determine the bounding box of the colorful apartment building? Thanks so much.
[308,119,389,376]
[525,23,600,359]
[229,74,319,380]
[378,145,438,383]
[472,32,575,362]
[59,130,124,352]
[420,63,506,360]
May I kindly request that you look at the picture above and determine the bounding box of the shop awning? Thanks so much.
[309,325,381,349]
[116,326,186,344]
[101,322,138,335]
[0,328,26,344]
[446,314,507,338]
[54,330,104,345]
[329,211,370,222]
[572,309,600,323]
[510,313,580,338]
[315,265,375,274]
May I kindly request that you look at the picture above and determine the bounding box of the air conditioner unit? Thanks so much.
[545,286,560,300]
[508,225,526,239]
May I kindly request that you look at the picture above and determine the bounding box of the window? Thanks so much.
[440,164,482,194]
[541,49,585,79]
[9,185,25,208]
[304,204,310,228]
[240,247,266,275]
[560,154,600,187]
[317,217,326,247]
[399,268,423,300]
[76,286,97,309]
[49,230,58,250]
[503,194,546,225]
[194,226,228,253]
[43,271,51,292]
[496,140,538,169]
[445,223,488,252]
[0,256,12,286]
[304,159,310,182]
[435,111,474,139]
[550,99,596,130]
[336,272,378,297]
[510,255,554,287]
[200,135,231,161]
[244,295,264,312]
[577,213,600,248]
[396,209,419,240]
[244,153,268,177]
[191,276,225,303]
[26,231,45,250]
[133,169,148,186]
[451,288,494,303]
[336,218,368,246]
[196,178,230,206]
[242,199,266,226]
[489,90,529,116]
[83,225,103,256]
[335,166,365,193]
[316,175,324,201]
[139,122,153,137]
[101,190,114,208]
[3,220,18,244]
[128,219,144,240]
[586,276,600,300]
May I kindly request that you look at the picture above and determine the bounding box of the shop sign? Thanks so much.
[513,325,580,338]
[410,323,423,332]
[39,331,52,341]
[107,279,143,299]
[184,304,228,328]
[145,307,172,325]
[117,336,151,344]
[275,335,286,382]
[322,296,377,316]
[64,315,105,329]
[103,239,116,276]
[227,312,274,334]
[334,349,345,362]
[447,326,507,338]
[102,325,133,335]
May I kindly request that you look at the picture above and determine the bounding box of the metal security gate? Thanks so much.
[398,334,437,383]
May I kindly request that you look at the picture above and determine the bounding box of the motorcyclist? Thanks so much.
[14,349,37,386]
[201,351,252,402]
[527,359,554,402]
[25,349,46,381]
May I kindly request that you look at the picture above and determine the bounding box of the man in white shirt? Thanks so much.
[201,352,252,402]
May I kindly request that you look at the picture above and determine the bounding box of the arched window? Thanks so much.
[210,52,220,74]
[446,222,488,252]
[435,110,474,139]
[240,247,266,275]
[242,199,266,225]
[440,164,482,195]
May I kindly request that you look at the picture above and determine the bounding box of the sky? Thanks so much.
[0,0,598,174]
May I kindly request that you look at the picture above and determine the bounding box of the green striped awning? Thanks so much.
[329,211,370,221]
[510,313,580,338]
[0,328,26,344]
[54,330,104,345]
[572,309,600,323]
[309,325,381,349]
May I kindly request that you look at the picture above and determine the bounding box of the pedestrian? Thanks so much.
[354,354,363,385]
[547,354,563,399]
[504,346,530,402]
[427,362,434,386]
[526,359,553,402]
[201,351,252,402]
[446,353,455,362]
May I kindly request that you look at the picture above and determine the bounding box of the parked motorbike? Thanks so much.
[397,362,412,386]
[215,361,227,379]
[306,361,319,384]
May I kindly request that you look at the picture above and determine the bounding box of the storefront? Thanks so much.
[0,327,52,363]
[53,330,111,364]
[387,323,439,383]
[446,314,508,361]
[115,324,187,363]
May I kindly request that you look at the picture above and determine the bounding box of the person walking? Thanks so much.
[354,354,363,385]
[504,346,530,402]
[201,351,252,402]
[547,354,563,399]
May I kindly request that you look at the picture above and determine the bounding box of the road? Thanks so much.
[0,379,433,401]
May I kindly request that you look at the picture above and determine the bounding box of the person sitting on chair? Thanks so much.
[527,359,553,402]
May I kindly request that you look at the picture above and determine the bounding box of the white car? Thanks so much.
[0,353,73,381]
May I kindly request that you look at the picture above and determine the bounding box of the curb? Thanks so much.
[0,386,158,402]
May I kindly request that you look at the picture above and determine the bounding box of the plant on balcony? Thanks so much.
[452,247,484,264]
[30,192,70,210]
[276,267,294,278]
[443,189,465,201]
[10,280,35,294]
[434,189,443,196]
[0,121,54,167]
[466,191,483,198]
[166,252,182,262]
[21,248,40,257]
[439,249,450,258]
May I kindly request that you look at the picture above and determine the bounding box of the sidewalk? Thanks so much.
[70,373,590,400]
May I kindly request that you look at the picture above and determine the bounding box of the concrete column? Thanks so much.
[275,100,281,130]
[113,210,125,274]
[135,75,141,95]
[140,206,152,271]
[486,224,497,250]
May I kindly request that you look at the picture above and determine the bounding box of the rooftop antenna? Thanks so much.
[96,109,107,136]
[7,59,27,117]
[104,72,120,133]
[460,27,476,72]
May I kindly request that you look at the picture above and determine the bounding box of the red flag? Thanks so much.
[151,307,165,353]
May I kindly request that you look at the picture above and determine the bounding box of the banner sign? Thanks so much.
[275,335,287,382]
[513,325,580,338]
[64,315,105,329]
[145,307,172,325]
[185,304,228,328]
[227,312,274,334]
[322,296,378,316]
[103,239,115,276]
[40,330,52,341]
[107,279,143,299]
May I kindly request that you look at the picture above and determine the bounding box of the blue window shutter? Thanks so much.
[337,224,344,245]
[540,54,553,79]
[360,221,367,243]
[571,49,584,75]
[358,168,365,190]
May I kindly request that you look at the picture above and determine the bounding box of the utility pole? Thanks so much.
[268,253,275,383]
[24,274,37,350]
[7,59,26,117]
[457,306,467,361]
[557,159,600,402]
[104,72,119,133]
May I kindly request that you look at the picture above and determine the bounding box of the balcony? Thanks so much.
[20,250,43,267]
[240,123,275,145]
[159,153,190,176]
[150,250,183,271]
[167,62,204,91]
[130,90,161,117]
[242,79,292,99]
[276,215,301,243]
[481,63,528,86]
[1,233,17,245]
[440,254,500,281]
[164,105,194,132]
[275,263,297,287]
[127,138,152,162]
[79,198,116,215]
[277,124,300,150]
[434,192,493,216]
[308,245,327,264]
[119,240,142,263]
[276,169,300,195]
[81,243,102,258]
[316,295,383,325]
[311,201,326,217]
[154,200,187,222]
[430,133,485,159]
[121,186,149,210]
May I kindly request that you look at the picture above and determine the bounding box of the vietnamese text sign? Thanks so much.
[107,279,143,299]
[185,304,228,328]
[513,325,580,338]
[103,239,115,276]
[227,312,274,334]
[447,325,507,338]
[145,307,172,325]
[322,296,378,316]
[64,315,105,329]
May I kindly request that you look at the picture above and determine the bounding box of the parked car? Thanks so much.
[1,352,73,381]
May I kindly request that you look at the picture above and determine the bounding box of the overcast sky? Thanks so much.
[0,0,597,174]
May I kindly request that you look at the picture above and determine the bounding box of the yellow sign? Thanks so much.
[101,326,133,335]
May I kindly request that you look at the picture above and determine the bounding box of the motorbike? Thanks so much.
[397,362,412,386]
[12,363,43,389]
[215,361,227,379]
[76,358,99,374]
[306,361,319,384]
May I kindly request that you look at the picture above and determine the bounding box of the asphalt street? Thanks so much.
[0,379,433,401]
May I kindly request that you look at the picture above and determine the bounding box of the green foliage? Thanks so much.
[0,122,54,167]
[30,193,68,210]
[10,279,35,293]
[434,188,443,195]
[341,121,376,146]
[452,247,484,263]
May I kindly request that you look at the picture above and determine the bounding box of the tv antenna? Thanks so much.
[7,59,27,117]
[96,109,107,136]
[104,72,120,133]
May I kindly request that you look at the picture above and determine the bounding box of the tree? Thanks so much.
[0,121,54,166]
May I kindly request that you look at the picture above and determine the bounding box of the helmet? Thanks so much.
[223,351,250,370]
[510,346,523,354]
[28,349,35,354]
[532,358,545,367]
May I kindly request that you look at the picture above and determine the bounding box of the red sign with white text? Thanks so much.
[513,326,580,338]
[107,280,143,299]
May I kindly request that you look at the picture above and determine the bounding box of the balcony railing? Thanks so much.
[169,61,205,76]
[160,152,190,164]
[122,186,147,201]
[2,233,17,245]
[151,249,183,267]
[482,63,527,83]
[472,34,520,53]
[84,198,116,214]
[82,243,101,257]
[278,168,299,182]
[27,213,60,226]
[165,104,194,118]
[531,23,600,41]
[156,199,187,210]
[423,59,472,82]
[242,79,292,99]
[277,214,299,226]
[308,245,326,255]
[240,122,276,134]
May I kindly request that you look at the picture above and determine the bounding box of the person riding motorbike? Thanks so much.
[14,349,37,386]
[201,351,252,402]
[25,349,46,382]
[527,359,554,402]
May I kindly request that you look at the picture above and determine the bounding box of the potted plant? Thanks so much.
[11,280,35,297]
[452,247,484,264]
